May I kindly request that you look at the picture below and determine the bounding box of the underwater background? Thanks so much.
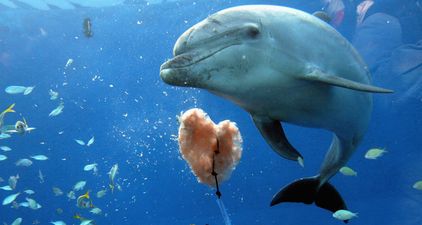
[0,0,421,224]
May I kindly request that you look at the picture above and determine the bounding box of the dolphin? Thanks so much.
[160,5,392,218]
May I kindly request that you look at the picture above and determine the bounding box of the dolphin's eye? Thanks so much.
[247,26,260,38]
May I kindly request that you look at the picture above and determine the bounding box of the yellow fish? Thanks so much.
[0,103,15,127]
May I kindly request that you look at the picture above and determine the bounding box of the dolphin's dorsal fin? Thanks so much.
[312,11,331,23]
[303,69,394,93]
[251,115,304,166]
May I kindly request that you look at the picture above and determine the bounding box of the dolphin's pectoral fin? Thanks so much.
[252,115,303,164]
[304,69,394,93]
[271,177,349,223]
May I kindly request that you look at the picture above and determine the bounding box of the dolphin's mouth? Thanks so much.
[160,44,231,70]
[159,44,233,86]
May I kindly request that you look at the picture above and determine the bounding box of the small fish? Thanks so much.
[2,192,20,205]
[30,155,49,161]
[15,158,33,167]
[8,175,19,189]
[73,181,87,191]
[23,189,35,195]
[84,163,97,172]
[56,207,64,214]
[333,209,358,221]
[26,197,41,210]
[49,102,64,117]
[26,197,36,209]
[65,58,73,68]
[0,104,15,127]
[10,118,35,134]
[83,18,93,38]
[19,201,29,207]
[11,218,22,225]
[0,133,11,139]
[86,136,95,146]
[67,191,76,200]
[75,139,85,146]
[76,191,93,209]
[50,221,66,225]
[52,187,64,196]
[339,166,357,176]
[80,220,94,225]
[49,89,59,100]
[5,86,28,95]
[90,207,102,214]
[96,189,107,198]
[413,181,422,190]
[0,146,12,151]
[0,154,7,161]
[23,86,35,95]
[356,0,375,25]
[365,148,387,159]
[38,169,45,183]
[0,185,12,191]
[108,164,118,192]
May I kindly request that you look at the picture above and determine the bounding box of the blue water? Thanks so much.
[0,0,421,224]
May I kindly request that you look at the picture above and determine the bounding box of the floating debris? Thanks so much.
[73,181,87,191]
[0,146,12,151]
[333,209,358,221]
[49,89,59,100]
[15,158,33,167]
[49,102,64,117]
[50,221,66,225]
[413,181,422,190]
[2,192,20,205]
[30,155,49,161]
[339,166,357,176]
[365,148,387,159]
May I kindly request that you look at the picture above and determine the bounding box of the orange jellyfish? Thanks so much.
[178,108,242,224]
[178,108,242,189]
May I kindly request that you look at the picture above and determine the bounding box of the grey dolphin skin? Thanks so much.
[160,5,392,221]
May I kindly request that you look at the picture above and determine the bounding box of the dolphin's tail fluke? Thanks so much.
[270,177,348,223]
